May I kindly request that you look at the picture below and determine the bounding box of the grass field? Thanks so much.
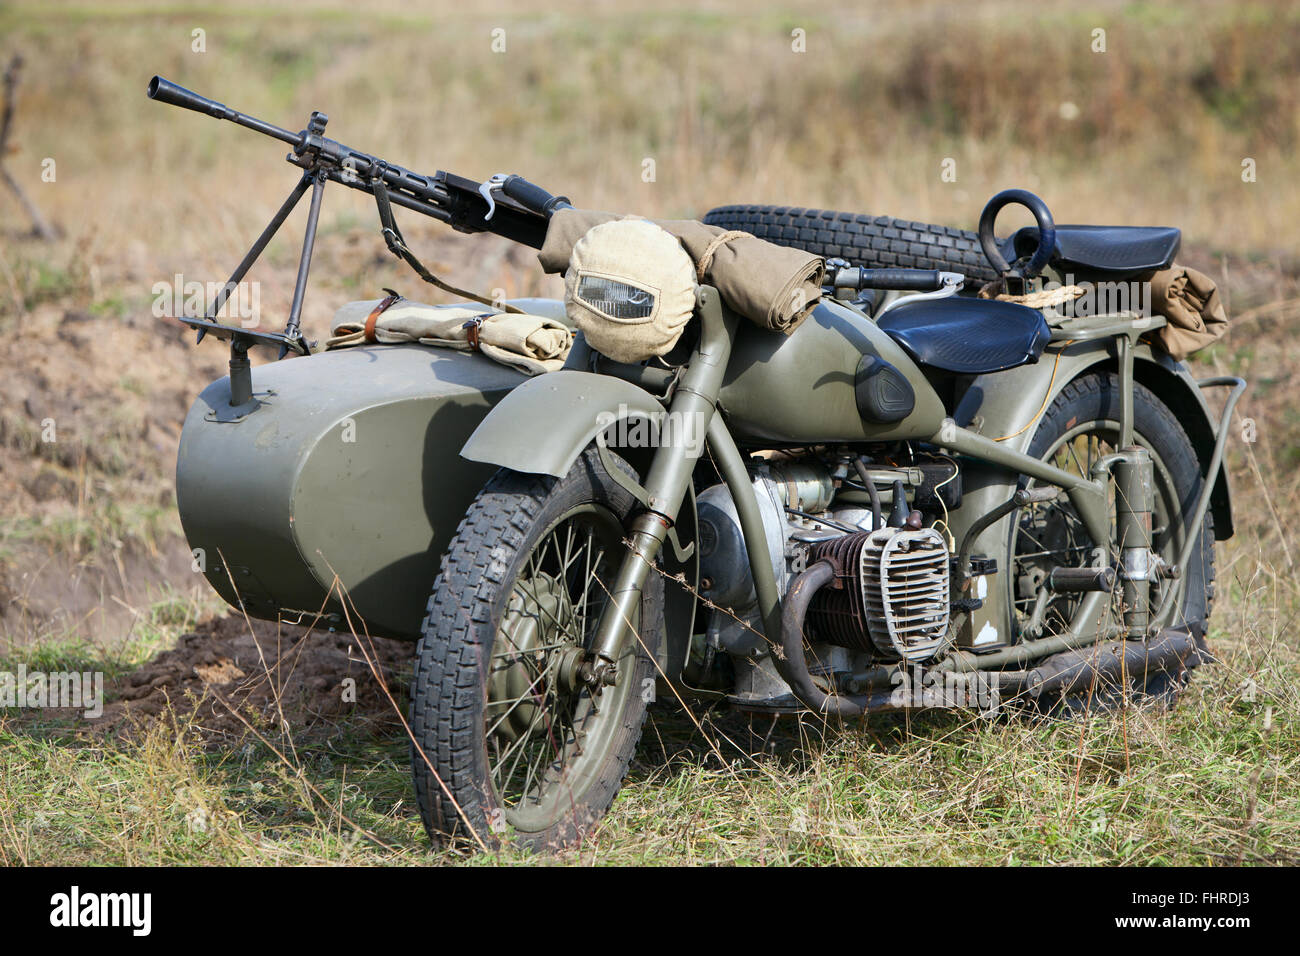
[1,0,1298,864]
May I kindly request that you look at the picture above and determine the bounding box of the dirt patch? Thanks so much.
[0,535,198,650]
[93,613,416,743]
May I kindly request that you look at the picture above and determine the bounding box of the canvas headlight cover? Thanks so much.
[565,218,698,364]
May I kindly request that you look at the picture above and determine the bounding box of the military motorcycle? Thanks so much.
[149,77,1243,851]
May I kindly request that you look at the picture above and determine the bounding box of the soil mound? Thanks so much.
[95,613,416,741]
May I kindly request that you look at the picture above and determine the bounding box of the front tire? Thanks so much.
[410,446,663,851]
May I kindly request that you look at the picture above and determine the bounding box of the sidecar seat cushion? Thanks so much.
[876,297,1051,374]
[1004,225,1181,279]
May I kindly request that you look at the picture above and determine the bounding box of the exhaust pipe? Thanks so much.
[1025,625,1204,700]
[777,564,1206,716]
[775,561,876,717]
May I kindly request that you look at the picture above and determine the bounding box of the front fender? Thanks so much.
[459,369,698,689]
[460,370,666,477]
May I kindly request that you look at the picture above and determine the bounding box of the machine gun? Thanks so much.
[146,76,568,381]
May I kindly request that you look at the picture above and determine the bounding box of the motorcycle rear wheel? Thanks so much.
[1011,372,1215,712]
[409,446,663,851]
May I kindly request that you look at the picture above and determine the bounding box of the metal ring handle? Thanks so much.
[978,188,1057,280]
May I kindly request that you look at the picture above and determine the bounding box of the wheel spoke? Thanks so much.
[514,576,572,637]
[482,502,633,821]
[491,640,572,662]
[1064,437,1088,479]
[522,695,563,802]
[484,666,549,741]
[499,703,549,800]
[1013,420,1184,639]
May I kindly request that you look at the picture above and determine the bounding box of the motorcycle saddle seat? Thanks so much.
[1003,224,1181,279]
[876,297,1051,375]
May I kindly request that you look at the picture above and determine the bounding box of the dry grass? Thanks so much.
[1,596,1293,865]
[1,0,1298,865]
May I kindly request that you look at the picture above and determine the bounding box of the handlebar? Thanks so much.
[853,268,947,291]
[828,265,964,293]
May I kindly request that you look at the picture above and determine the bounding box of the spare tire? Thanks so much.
[702,204,999,283]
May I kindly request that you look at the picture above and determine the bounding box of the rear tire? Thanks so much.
[702,204,999,282]
[410,446,663,851]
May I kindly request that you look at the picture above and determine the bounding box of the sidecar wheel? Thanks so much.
[410,446,663,851]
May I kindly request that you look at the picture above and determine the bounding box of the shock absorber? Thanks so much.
[1113,445,1154,638]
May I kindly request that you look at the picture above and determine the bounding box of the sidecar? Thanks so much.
[174,299,567,640]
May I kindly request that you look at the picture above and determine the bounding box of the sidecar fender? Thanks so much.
[461,370,666,477]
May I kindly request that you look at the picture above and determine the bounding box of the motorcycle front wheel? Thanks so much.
[410,445,662,851]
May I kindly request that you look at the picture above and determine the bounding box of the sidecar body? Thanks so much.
[176,316,551,640]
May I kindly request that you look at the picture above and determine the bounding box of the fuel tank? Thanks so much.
[176,343,526,639]
[718,300,945,444]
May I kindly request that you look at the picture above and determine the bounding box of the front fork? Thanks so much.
[584,287,738,688]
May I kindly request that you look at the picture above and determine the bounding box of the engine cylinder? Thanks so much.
[806,532,873,652]
[808,527,951,661]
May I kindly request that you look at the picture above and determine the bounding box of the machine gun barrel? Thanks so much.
[146,75,550,248]
[147,75,302,147]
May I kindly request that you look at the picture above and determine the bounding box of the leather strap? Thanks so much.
[364,288,402,342]
[369,168,523,313]
[462,314,492,351]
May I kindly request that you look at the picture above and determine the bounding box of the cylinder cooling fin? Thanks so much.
[805,532,872,651]
[808,527,951,661]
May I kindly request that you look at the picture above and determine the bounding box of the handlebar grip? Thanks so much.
[855,268,946,291]
[501,175,570,217]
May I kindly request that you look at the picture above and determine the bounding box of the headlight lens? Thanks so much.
[575,275,656,320]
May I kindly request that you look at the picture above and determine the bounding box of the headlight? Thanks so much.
[575,275,656,320]
[564,218,698,364]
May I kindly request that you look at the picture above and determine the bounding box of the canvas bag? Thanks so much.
[1144,264,1229,361]
[541,208,824,335]
[326,296,572,376]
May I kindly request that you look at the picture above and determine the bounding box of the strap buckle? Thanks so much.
[462,313,492,350]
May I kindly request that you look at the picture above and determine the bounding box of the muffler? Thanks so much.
[1025,625,1204,700]
[777,562,1206,716]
